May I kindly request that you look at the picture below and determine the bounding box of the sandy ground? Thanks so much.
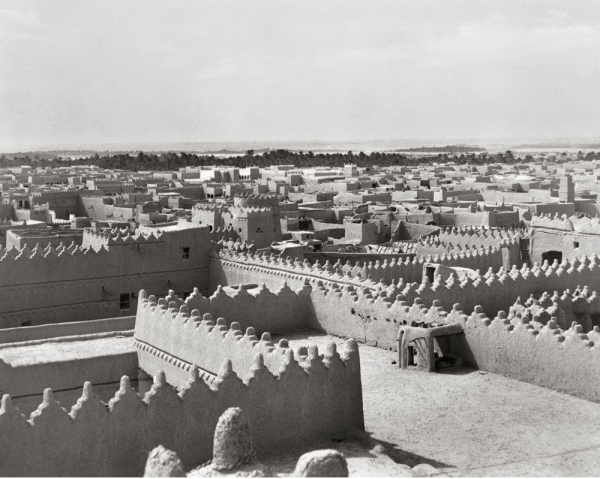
[271,330,600,477]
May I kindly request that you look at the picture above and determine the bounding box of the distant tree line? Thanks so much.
[0,149,599,172]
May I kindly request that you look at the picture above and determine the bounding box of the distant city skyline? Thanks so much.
[1,1,600,147]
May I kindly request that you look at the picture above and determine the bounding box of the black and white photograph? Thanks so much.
[1,0,600,476]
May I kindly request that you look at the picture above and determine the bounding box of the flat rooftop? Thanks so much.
[0,335,134,367]
[272,331,600,477]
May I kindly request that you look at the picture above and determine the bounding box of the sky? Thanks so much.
[1,0,600,148]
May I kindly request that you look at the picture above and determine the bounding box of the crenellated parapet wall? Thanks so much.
[134,287,318,380]
[30,188,80,199]
[211,238,255,255]
[234,193,280,211]
[131,288,364,473]
[439,226,525,248]
[450,305,600,402]
[138,284,313,338]
[81,226,163,251]
[366,255,600,320]
[530,213,577,231]
[0,226,213,328]
[232,206,278,220]
[0,349,363,477]
[192,203,229,213]
[209,225,239,243]
[506,286,600,333]
[209,250,380,293]
[210,244,511,294]
[308,281,459,350]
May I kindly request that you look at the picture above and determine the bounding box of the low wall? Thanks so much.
[0,334,136,394]
[0,316,135,345]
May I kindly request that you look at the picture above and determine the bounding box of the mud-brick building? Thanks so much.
[191,194,282,249]
[530,214,600,264]
[0,221,213,328]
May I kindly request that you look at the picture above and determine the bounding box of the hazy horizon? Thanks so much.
[2,1,600,148]
[3,137,600,156]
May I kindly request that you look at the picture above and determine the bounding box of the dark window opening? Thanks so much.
[181,247,190,259]
[425,266,436,283]
[299,219,312,230]
[542,250,562,264]
[574,241,580,249]
[120,293,130,310]
[256,228,262,234]
[21,321,32,327]
[591,313,600,329]
[208,225,213,232]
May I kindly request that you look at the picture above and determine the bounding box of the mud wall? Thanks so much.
[209,245,514,294]
[454,307,600,402]
[0,228,213,328]
[0,316,135,344]
[0,351,361,478]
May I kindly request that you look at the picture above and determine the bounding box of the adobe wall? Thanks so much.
[79,196,114,220]
[31,191,79,220]
[416,232,523,269]
[233,207,281,249]
[344,221,380,245]
[308,282,452,350]
[395,256,600,319]
[453,307,600,403]
[480,189,555,204]
[0,316,135,344]
[0,347,138,416]
[304,252,415,266]
[209,245,511,294]
[0,227,213,328]
[163,186,206,199]
[506,287,600,333]
[0,337,363,477]
[134,288,322,378]
[208,251,380,294]
[530,228,600,263]
[0,204,14,220]
[4,378,142,419]
[137,284,313,338]
[574,200,600,216]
